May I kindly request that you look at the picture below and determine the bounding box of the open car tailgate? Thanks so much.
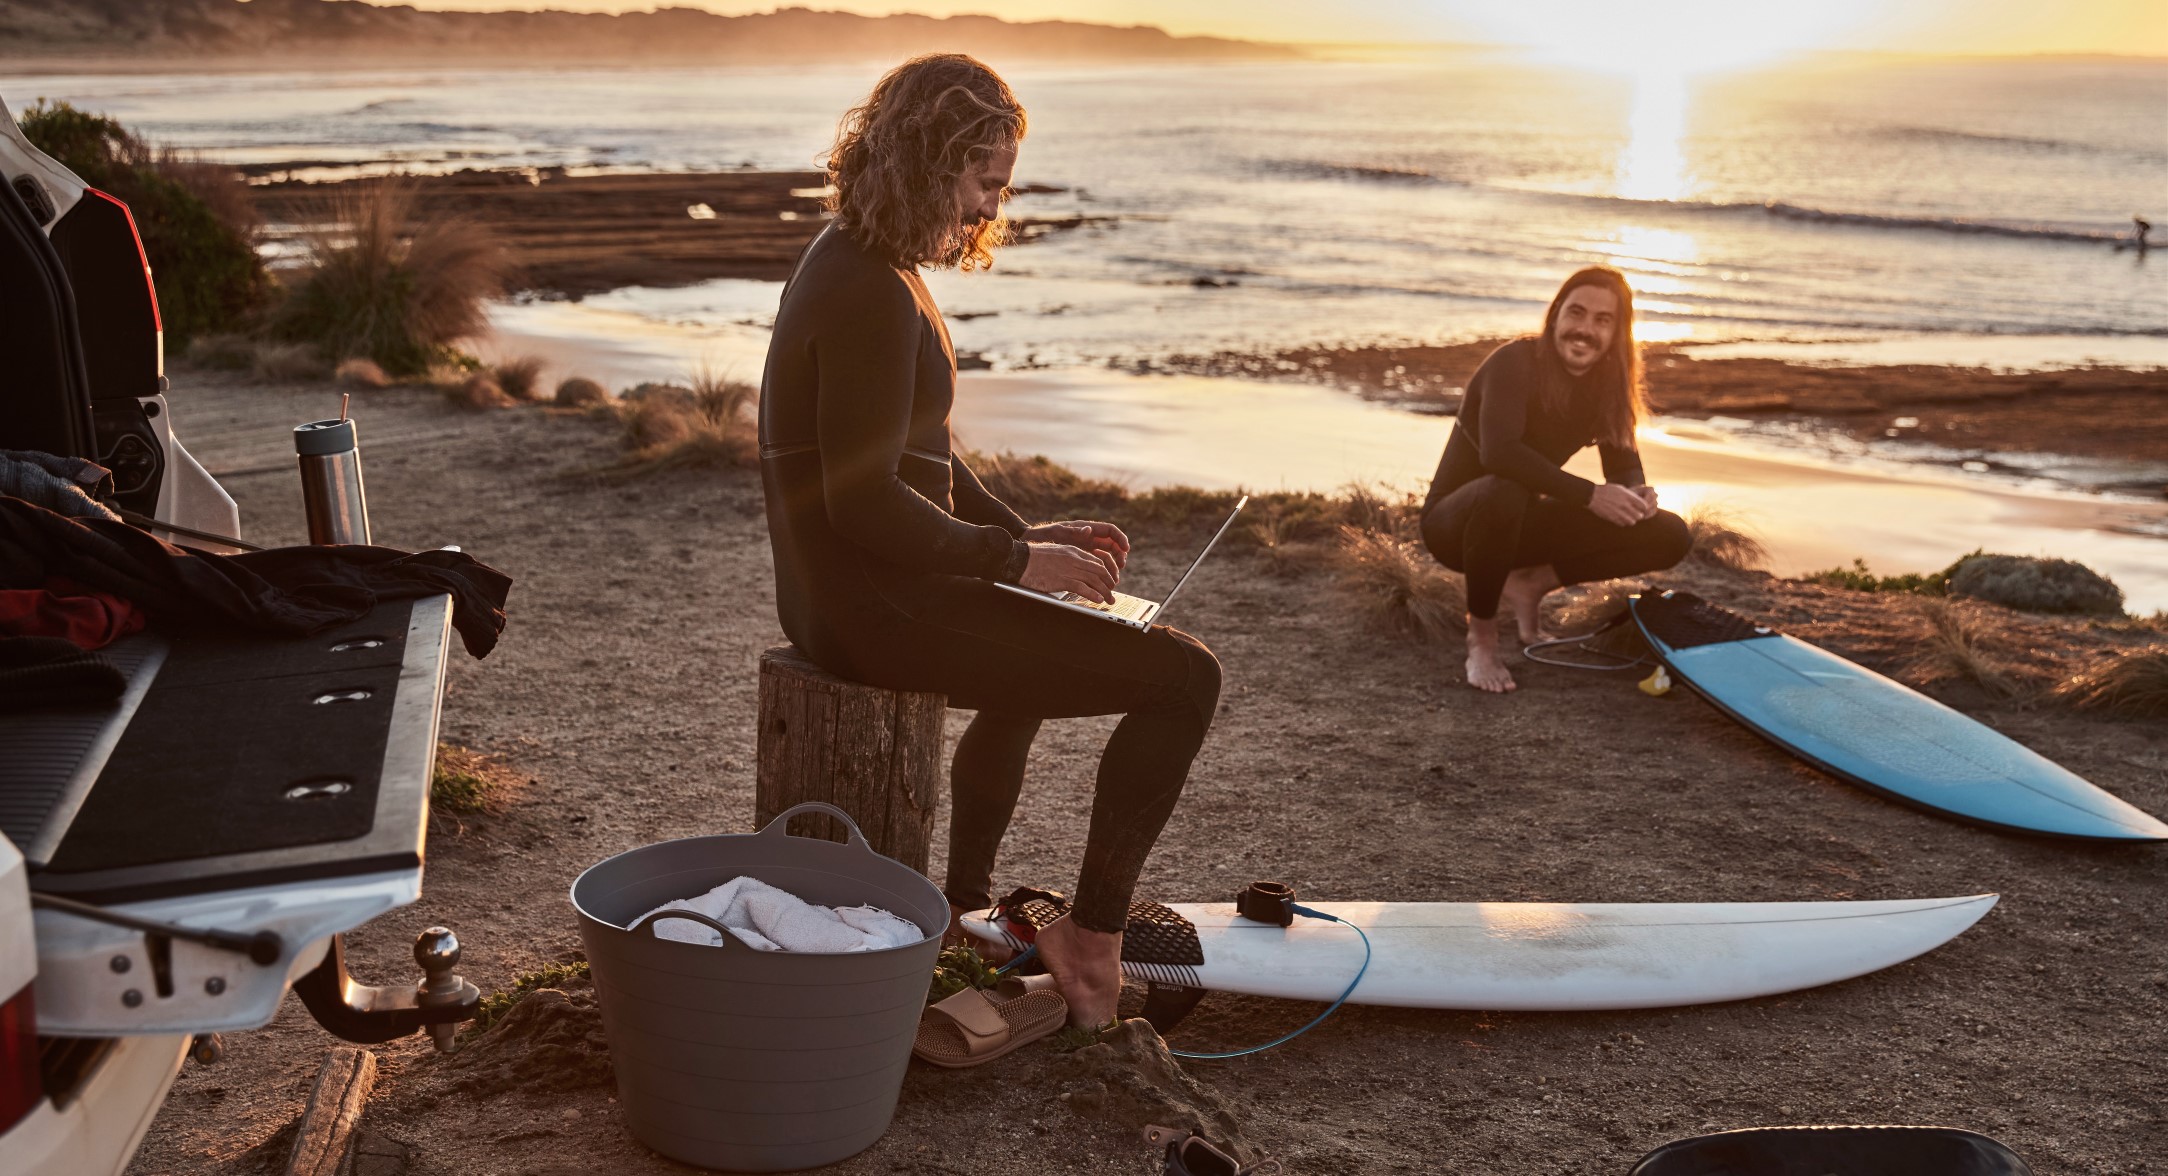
[9,596,451,1036]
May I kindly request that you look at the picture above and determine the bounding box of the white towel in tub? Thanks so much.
[636,876,924,952]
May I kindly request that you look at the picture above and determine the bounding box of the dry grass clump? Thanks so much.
[1332,525,1467,643]
[431,741,523,816]
[448,372,516,411]
[334,357,391,388]
[1244,500,1329,575]
[250,340,327,381]
[1683,502,1767,571]
[1338,482,1422,541]
[969,449,1130,520]
[185,332,259,371]
[591,377,760,479]
[554,376,609,407]
[270,180,508,375]
[493,355,547,401]
[2051,646,2168,720]
[1903,597,2025,698]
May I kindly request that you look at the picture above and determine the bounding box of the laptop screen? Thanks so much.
[1154,496,1248,615]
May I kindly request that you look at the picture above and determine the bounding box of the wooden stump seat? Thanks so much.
[754,645,946,874]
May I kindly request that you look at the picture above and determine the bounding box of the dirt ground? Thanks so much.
[121,369,2165,1176]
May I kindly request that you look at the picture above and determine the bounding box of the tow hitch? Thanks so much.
[294,926,481,1052]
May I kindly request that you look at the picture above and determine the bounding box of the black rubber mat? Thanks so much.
[1631,590,1776,651]
[40,604,413,874]
[0,634,162,862]
[996,888,1203,966]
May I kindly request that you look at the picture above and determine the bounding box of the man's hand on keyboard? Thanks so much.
[1021,541,1118,603]
[1024,520,1130,573]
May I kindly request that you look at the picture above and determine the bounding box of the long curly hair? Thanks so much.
[1536,265,1646,447]
[825,55,1026,271]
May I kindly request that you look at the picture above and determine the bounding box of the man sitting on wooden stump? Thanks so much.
[757,55,1222,1031]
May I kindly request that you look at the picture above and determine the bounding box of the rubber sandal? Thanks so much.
[1145,1125,1281,1176]
[912,985,1067,1068]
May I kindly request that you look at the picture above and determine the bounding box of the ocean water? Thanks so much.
[18,53,2167,368]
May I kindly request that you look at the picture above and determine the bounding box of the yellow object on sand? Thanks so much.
[1640,666,1673,697]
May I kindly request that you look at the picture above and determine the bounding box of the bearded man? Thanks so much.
[1419,266,1692,694]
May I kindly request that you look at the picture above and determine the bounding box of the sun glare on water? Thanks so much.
[1461,0,1882,203]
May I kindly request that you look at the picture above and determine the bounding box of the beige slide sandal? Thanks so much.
[912,984,1067,1068]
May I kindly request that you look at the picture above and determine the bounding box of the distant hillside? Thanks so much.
[0,0,1297,65]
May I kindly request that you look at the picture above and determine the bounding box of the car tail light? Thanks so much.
[81,187,162,335]
[0,982,41,1133]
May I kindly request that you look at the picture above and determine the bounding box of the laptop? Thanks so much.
[993,496,1248,631]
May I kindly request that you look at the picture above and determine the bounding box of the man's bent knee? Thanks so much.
[1649,509,1693,569]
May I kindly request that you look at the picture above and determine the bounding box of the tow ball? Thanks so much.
[293,926,482,1052]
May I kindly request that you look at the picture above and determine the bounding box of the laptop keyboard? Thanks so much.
[1059,592,1154,620]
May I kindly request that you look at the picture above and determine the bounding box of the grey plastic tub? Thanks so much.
[570,801,946,1172]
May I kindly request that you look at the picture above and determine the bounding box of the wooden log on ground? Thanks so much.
[756,644,946,874]
[283,1046,376,1176]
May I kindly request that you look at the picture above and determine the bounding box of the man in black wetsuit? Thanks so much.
[758,55,1221,1028]
[1420,266,1692,693]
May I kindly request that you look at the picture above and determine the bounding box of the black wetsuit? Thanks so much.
[1421,338,1691,619]
[759,225,1220,933]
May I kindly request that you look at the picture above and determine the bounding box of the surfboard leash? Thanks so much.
[1523,609,1652,671]
[1169,882,1372,1062]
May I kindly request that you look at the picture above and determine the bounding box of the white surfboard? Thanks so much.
[962,894,1997,1011]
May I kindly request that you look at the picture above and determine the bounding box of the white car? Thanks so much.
[0,95,475,1176]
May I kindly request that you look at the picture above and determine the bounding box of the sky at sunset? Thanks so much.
[396,0,2168,58]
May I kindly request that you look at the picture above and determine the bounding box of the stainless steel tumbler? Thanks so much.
[294,417,371,545]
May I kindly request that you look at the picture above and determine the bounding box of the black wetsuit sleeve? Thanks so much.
[952,454,1030,535]
[812,281,1024,581]
[952,454,1033,582]
[1472,351,1599,505]
[1599,443,1646,487]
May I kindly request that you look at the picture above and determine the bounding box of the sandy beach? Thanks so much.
[116,365,2167,1175]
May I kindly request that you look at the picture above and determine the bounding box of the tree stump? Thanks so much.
[755,645,946,874]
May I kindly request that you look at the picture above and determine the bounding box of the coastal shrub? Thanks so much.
[1333,525,1467,643]
[1683,503,1767,571]
[17,100,267,351]
[493,355,547,401]
[269,180,508,376]
[1903,597,2022,698]
[1946,553,2124,616]
[2051,646,2168,719]
[1806,552,1973,595]
[334,357,392,388]
[554,376,608,407]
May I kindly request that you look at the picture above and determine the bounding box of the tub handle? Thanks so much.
[758,801,873,852]
[627,908,737,942]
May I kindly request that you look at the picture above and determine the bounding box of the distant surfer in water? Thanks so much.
[759,55,1221,1029]
[1418,266,1691,693]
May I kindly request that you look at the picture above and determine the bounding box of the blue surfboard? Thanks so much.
[1629,590,2168,842]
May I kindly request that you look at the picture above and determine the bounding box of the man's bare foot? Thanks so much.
[1464,615,1518,693]
[1501,565,1563,645]
[1034,914,1123,1028]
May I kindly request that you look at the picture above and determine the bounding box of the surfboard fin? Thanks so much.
[1141,982,1208,1033]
